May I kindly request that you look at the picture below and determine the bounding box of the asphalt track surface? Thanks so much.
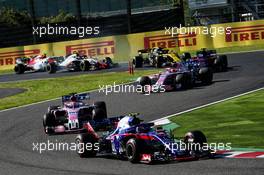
[0,51,264,175]
[0,63,129,83]
[0,88,26,98]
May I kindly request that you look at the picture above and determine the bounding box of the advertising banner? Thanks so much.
[1,19,264,69]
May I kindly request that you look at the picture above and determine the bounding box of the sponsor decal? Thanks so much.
[144,33,197,49]
[0,49,40,66]
[65,41,115,57]
[226,25,264,42]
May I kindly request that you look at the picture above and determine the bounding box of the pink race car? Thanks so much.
[137,63,213,93]
[43,93,109,135]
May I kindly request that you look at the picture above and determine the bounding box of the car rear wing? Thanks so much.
[62,93,90,103]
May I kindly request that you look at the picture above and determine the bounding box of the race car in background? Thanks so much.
[14,53,115,74]
[137,61,213,93]
[133,47,182,68]
[43,93,111,135]
[14,55,57,74]
[183,48,228,72]
[56,53,115,72]
[75,113,213,163]
[133,47,228,72]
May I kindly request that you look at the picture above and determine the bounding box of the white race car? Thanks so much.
[14,53,114,74]
[14,55,57,74]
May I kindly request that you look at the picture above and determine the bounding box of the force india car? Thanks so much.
[133,47,182,68]
[137,61,213,93]
[14,53,114,74]
[75,113,212,164]
[43,93,111,135]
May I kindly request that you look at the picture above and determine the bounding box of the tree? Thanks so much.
[39,10,77,24]
[0,7,31,26]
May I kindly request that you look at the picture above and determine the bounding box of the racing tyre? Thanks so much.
[182,52,192,61]
[134,56,143,68]
[199,67,213,85]
[105,57,113,67]
[126,138,141,163]
[76,133,98,157]
[139,76,151,86]
[80,60,90,71]
[93,101,107,119]
[184,130,207,158]
[139,76,152,93]
[43,113,55,134]
[14,64,25,74]
[175,73,192,89]
[219,55,228,71]
[155,56,163,68]
[46,62,57,74]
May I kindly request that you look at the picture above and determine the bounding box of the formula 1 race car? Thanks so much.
[133,47,182,68]
[47,54,114,72]
[14,55,57,74]
[14,53,115,74]
[75,113,212,164]
[137,62,213,93]
[184,48,228,72]
[43,93,110,135]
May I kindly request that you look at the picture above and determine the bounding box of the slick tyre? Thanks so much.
[93,101,107,119]
[199,67,213,85]
[14,64,25,74]
[175,73,192,89]
[46,62,57,74]
[43,113,55,134]
[155,56,163,68]
[126,138,141,163]
[220,55,228,71]
[134,56,143,68]
[184,130,207,158]
[76,133,98,158]
[80,60,91,71]
[139,76,151,93]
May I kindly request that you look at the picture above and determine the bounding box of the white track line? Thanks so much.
[153,87,264,123]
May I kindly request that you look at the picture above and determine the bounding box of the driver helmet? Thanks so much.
[70,95,77,102]
[128,116,141,126]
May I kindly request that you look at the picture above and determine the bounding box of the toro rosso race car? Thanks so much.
[43,93,110,135]
[75,113,212,164]
[137,61,213,93]
[14,53,114,74]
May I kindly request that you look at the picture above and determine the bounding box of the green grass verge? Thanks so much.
[0,69,160,110]
[170,89,264,149]
[0,69,13,75]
